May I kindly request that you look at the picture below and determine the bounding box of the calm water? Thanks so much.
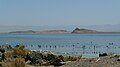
[0,33,120,57]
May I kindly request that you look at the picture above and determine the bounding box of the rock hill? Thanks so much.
[72,28,97,33]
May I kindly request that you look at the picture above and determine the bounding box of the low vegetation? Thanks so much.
[0,45,81,67]
[0,58,25,67]
[64,56,81,61]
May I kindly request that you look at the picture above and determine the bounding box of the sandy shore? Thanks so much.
[60,55,120,67]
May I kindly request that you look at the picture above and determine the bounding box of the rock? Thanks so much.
[0,64,2,66]
[96,58,100,62]
[25,51,64,66]
[15,45,20,47]
[0,45,12,52]
[72,28,97,33]
[99,53,108,57]
[25,53,39,64]
[117,57,120,61]
[0,49,5,53]
[41,61,50,66]
[0,47,7,61]
[25,60,31,64]
[13,55,18,58]
[0,52,2,61]
[58,55,65,62]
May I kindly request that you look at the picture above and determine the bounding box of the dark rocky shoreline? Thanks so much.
[0,45,81,67]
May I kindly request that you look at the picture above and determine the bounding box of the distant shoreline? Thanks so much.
[1,32,120,34]
[0,32,120,35]
[0,27,120,34]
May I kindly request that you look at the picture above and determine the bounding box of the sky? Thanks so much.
[0,0,120,26]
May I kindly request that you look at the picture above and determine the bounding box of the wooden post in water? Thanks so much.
[82,45,86,54]
[94,45,95,54]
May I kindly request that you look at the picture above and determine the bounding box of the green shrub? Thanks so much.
[64,56,81,61]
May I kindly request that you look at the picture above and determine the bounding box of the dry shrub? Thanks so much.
[0,62,13,67]
[2,45,29,67]
[5,45,31,59]
[12,45,30,58]
[5,51,14,59]
[13,58,25,67]
[0,58,25,67]
[64,56,81,61]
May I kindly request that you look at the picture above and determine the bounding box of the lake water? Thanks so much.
[0,33,120,57]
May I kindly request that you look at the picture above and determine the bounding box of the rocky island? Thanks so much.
[8,30,36,34]
[8,30,69,34]
[72,28,97,33]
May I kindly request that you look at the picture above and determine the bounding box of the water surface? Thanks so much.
[0,33,120,57]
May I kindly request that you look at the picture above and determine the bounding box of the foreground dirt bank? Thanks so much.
[60,55,120,67]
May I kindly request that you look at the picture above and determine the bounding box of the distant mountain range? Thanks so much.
[0,24,120,33]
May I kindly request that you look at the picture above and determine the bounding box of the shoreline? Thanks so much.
[0,45,120,67]
[0,45,81,67]
[1,43,120,58]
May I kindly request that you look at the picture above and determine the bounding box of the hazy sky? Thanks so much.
[0,0,120,26]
